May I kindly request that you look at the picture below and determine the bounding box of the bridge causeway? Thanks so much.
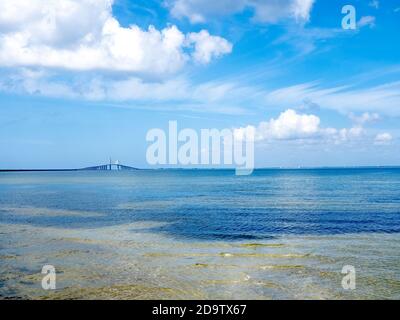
[81,163,138,171]
[0,160,139,172]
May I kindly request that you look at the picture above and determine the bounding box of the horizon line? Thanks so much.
[1,165,400,172]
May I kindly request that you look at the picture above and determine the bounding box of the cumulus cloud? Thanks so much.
[166,0,315,24]
[255,109,320,140]
[374,133,392,145]
[234,109,322,142]
[0,0,232,76]
[186,30,232,64]
[349,112,380,125]
[331,126,365,144]
[234,109,387,145]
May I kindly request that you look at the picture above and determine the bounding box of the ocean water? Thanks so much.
[0,168,399,299]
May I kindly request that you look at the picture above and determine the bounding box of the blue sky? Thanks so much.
[0,0,399,169]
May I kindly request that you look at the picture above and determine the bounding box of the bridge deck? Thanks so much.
[0,164,139,172]
[81,164,139,171]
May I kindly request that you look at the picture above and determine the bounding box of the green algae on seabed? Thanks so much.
[259,265,304,270]
[218,252,309,258]
[38,284,179,300]
[2,215,400,299]
[0,254,18,260]
[144,252,309,258]
[193,263,209,268]
[191,263,239,269]
[199,277,282,290]
[240,243,285,248]
[190,263,304,270]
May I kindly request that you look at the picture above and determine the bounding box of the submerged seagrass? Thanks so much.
[0,168,399,299]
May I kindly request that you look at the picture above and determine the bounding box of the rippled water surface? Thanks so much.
[1,169,399,299]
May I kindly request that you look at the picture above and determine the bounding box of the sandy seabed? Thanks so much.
[1,215,399,300]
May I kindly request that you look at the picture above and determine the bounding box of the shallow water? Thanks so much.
[0,169,399,299]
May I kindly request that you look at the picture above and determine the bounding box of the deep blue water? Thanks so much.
[1,168,400,241]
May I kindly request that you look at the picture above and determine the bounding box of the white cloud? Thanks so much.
[0,68,258,114]
[368,1,379,9]
[186,30,232,64]
[234,109,386,145]
[0,0,110,45]
[167,0,246,23]
[264,81,400,116]
[349,112,380,125]
[166,0,315,24]
[3,64,400,118]
[358,16,376,28]
[234,109,321,141]
[256,109,320,140]
[374,133,392,145]
[332,126,365,144]
[253,0,315,23]
[0,0,231,76]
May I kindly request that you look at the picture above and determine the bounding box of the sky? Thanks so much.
[0,0,399,169]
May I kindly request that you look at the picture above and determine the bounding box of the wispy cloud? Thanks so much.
[368,1,379,9]
[2,65,400,117]
[264,80,400,116]
[358,16,376,29]
[0,68,259,114]
[165,0,315,24]
[273,26,346,56]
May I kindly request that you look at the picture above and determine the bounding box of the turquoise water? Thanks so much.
[1,169,399,299]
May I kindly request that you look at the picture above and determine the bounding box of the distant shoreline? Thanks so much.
[0,169,79,172]
[1,166,400,172]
